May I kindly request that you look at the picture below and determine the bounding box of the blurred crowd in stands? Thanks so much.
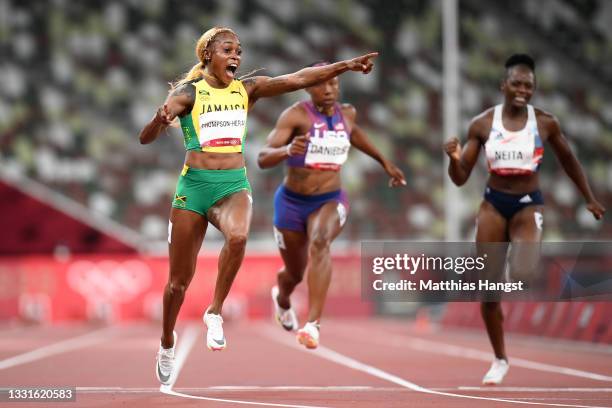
[1,0,610,248]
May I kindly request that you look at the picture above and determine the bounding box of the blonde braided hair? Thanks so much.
[173,26,238,88]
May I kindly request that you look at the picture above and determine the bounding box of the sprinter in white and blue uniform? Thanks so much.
[483,102,545,219]
[258,62,406,349]
[444,54,605,385]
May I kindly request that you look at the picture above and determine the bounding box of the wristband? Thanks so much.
[286,144,293,157]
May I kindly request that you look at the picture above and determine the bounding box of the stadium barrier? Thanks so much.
[440,302,611,344]
[0,253,369,323]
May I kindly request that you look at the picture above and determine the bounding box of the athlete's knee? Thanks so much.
[226,231,248,250]
[508,244,541,283]
[309,233,332,253]
[167,280,188,297]
[287,271,304,285]
[279,267,303,285]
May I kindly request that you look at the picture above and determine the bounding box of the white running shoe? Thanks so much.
[203,307,226,351]
[297,321,320,349]
[271,286,298,331]
[482,358,509,385]
[156,331,177,385]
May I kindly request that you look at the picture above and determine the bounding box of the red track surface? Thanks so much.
[1,319,611,407]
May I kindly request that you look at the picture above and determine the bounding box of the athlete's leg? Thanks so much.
[161,207,207,348]
[304,201,346,323]
[508,205,544,285]
[475,200,509,361]
[206,190,252,314]
[275,228,309,309]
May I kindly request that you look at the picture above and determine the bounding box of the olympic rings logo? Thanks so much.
[67,260,152,303]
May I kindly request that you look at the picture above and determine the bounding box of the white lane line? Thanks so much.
[158,325,330,408]
[458,388,612,393]
[73,386,612,394]
[163,389,332,408]
[0,327,115,370]
[334,323,612,382]
[78,386,375,393]
[402,337,612,382]
[511,400,612,402]
[261,328,610,408]
[78,388,164,393]
[208,386,373,391]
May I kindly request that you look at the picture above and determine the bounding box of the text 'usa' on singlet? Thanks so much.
[179,78,249,153]
[286,101,351,171]
[484,104,544,176]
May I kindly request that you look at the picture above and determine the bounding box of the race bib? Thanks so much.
[199,109,247,148]
[304,132,350,170]
[488,138,535,171]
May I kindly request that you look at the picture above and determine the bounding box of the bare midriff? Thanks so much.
[284,167,341,195]
[487,172,539,194]
[185,150,244,170]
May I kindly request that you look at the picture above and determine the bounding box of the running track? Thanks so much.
[1,319,611,407]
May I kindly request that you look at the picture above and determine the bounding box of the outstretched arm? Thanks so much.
[444,117,484,186]
[349,118,406,187]
[257,106,309,169]
[243,52,378,106]
[546,115,605,220]
[138,83,195,144]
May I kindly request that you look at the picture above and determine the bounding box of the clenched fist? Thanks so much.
[444,137,462,161]
[287,133,310,157]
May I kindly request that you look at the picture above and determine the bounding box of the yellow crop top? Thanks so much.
[179,78,249,153]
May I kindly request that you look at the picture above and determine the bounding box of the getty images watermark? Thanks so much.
[361,242,612,302]
[371,252,524,293]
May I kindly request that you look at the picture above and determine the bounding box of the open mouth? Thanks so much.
[514,96,527,104]
[226,64,238,78]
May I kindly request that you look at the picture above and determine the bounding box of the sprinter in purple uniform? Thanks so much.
[258,62,406,349]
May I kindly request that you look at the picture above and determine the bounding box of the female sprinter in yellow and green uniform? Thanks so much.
[174,78,251,217]
[138,26,378,385]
